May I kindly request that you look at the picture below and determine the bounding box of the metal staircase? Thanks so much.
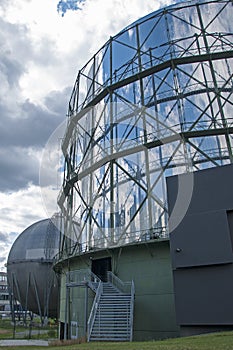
[88,272,135,342]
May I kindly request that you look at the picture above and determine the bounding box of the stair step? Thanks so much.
[98,308,130,311]
[98,309,129,313]
[101,294,130,297]
[100,301,130,304]
[93,324,129,327]
[91,338,130,341]
[93,325,129,328]
[98,304,130,306]
[97,312,130,314]
[97,310,130,313]
[101,296,130,299]
[89,280,134,342]
[96,315,129,318]
[100,299,130,302]
[97,311,130,314]
[93,322,130,326]
[94,318,129,320]
[95,318,129,320]
[100,300,130,303]
[91,334,130,338]
[96,313,130,316]
[91,331,131,335]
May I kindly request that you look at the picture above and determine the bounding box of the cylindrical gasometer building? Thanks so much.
[55,0,233,341]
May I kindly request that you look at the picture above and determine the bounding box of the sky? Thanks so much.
[0,0,174,270]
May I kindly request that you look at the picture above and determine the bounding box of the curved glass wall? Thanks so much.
[58,0,233,257]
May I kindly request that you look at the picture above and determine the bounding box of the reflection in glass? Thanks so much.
[59,0,233,257]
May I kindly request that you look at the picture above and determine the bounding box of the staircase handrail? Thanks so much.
[67,269,101,287]
[107,271,132,294]
[87,281,103,341]
[130,280,135,341]
[107,272,135,341]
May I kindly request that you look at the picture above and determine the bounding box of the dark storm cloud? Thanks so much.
[0,146,39,191]
[0,55,25,88]
[0,87,70,147]
[0,256,6,264]
[0,87,70,192]
[0,231,10,243]
[44,87,71,115]
[0,18,30,65]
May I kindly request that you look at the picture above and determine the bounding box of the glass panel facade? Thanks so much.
[58,0,233,258]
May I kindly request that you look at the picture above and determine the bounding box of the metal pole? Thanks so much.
[136,24,153,232]
[84,283,88,336]
[64,286,68,340]
[64,271,69,340]
[197,4,233,163]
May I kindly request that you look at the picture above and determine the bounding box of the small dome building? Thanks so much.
[7,218,60,321]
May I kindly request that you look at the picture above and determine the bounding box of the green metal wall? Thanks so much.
[58,239,180,341]
[115,240,179,340]
[59,262,95,339]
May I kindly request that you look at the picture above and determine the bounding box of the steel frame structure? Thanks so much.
[57,0,233,259]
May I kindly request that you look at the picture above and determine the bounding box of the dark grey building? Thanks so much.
[167,164,233,336]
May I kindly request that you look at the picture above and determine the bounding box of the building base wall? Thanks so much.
[56,239,180,341]
[180,326,233,337]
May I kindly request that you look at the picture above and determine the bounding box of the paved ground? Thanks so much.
[0,339,49,346]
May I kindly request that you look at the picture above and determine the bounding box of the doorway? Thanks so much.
[91,257,112,282]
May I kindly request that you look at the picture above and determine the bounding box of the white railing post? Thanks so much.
[130,280,135,341]
[87,281,103,341]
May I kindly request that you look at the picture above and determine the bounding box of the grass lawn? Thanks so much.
[2,331,233,350]
[0,317,57,341]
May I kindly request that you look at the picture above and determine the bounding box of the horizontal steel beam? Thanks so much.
[62,50,233,154]
[57,126,233,207]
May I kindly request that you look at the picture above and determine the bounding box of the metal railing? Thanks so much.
[130,280,135,342]
[54,226,168,264]
[107,272,135,341]
[87,272,135,341]
[87,281,103,341]
[69,33,233,115]
[107,271,132,294]
[67,269,101,290]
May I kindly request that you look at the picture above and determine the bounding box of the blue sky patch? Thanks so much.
[57,0,86,16]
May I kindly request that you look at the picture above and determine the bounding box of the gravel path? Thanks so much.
[0,339,49,346]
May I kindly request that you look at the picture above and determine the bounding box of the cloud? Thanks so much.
[0,86,70,192]
[0,232,11,244]
[0,147,39,192]
[0,185,47,232]
[0,102,62,148]
[0,184,48,268]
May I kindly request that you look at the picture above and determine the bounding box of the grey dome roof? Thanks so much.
[8,218,60,263]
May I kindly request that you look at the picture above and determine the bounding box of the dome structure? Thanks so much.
[7,218,60,320]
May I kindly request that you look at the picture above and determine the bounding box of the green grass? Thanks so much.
[2,331,233,350]
[0,317,58,340]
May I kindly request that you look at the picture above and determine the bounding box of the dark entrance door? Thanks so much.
[91,257,111,282]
